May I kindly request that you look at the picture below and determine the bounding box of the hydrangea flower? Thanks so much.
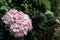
[1,9,33,37]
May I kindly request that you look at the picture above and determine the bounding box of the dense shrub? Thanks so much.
[0,0,60,40]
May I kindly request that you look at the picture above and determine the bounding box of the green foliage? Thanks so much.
[42,0,51,10]
[53,27,60,39]
[55,27,60,37]
[0,0,60,40]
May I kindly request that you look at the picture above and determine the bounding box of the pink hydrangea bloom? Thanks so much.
[1,9,33,37]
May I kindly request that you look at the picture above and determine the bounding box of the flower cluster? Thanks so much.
[1,9,33,37]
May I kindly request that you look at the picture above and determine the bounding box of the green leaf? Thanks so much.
[45,10,54,17]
